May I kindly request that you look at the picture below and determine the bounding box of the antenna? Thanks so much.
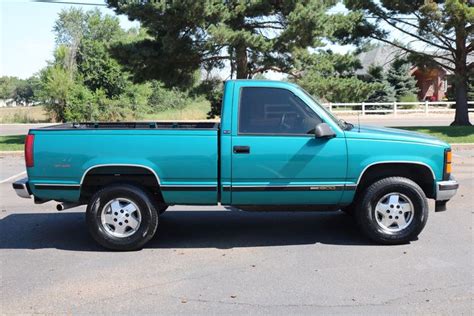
[358,112,361,133]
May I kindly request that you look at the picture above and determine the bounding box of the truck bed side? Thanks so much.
[28,126,218,205]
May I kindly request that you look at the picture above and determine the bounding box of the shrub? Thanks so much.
[398,93,418,109]
[191,78,223,118]
[148,80,189,112]
[64,84,99,121]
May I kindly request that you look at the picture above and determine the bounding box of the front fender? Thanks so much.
[346,138,445,183]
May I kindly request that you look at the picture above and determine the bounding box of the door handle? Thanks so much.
[233,146,250,154]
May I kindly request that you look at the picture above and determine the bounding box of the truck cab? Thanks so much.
[220,80,348,207]
[13,80,459,250]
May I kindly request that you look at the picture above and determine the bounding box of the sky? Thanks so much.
[0,0,138,79]
[0,1,403,80]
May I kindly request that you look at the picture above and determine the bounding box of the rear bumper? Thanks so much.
[436,177,459,202]
[12,178,31,199]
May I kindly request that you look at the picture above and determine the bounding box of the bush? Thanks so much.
[63,82,154,122]
[398,93,418,109]
[191,78,223,118]
[64,84,99,121]
[148,80,189,112]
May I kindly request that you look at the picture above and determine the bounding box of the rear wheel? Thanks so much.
[355,177,428,244]
[86,184,159,251]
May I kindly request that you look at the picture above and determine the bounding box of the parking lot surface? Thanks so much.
[0,150,473,314]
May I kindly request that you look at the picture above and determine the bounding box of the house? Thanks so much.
[356,45,468,101]
[411,66,448,102]
[0,99,19,107]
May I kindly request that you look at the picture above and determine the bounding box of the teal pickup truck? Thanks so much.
[13,80,458,250]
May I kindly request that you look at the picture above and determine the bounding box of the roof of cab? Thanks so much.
[225,79,299,87]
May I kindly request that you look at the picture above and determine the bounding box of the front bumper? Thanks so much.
[12,177,31,199]
[436,177,459,201]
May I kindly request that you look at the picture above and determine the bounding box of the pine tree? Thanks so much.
[293,50,384,103]
[387,59,418,101]
[106,0,361,87]
[365,66,396,103]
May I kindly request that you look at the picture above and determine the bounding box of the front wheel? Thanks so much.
[86,184,159,251]
[355,177,428,244]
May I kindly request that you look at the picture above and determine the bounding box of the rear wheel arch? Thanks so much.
[79,164,164,204]
[355,162,436,199]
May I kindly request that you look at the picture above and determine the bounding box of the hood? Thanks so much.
[345,125,449,147]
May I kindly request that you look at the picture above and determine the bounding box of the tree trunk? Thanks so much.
[235,44,248,79]
[451,23,471,126]
[451,71,471,126]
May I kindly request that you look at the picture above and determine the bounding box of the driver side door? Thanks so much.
[229,84,348,206]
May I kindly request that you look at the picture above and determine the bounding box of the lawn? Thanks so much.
[0,106,50,123]
[398,126,474,144]
[0,135,25,151]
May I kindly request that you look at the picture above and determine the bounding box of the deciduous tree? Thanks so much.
[344,0,473,125]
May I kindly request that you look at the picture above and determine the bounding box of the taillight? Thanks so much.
[443,148,452,180]
[25,134,34,168]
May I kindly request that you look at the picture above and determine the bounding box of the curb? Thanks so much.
[451,144,474,150]
[0,151,23,154]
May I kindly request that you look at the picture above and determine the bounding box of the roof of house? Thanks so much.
[356,45,407,75]
[356,45,473,75]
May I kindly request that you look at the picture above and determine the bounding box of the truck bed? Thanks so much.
[27,122,220,205]
[37,121,219,130]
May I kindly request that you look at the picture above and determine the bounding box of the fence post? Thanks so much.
[393,101,397,115]
[329,102,332,112]
[424,100,429,114]
[361,102,366,116]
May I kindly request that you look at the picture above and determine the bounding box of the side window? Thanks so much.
[239,87,322,135]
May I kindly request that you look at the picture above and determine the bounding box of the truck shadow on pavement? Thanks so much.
[0,209,376,251]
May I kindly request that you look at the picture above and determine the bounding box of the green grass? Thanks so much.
[398,126,474,143]
[0,135,25,151]
[142,100,212,120]
[0,105,50,123]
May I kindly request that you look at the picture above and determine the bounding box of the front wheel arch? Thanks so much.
[356,162,436,199]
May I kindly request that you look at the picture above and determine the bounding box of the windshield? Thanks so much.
[298,87,353,130]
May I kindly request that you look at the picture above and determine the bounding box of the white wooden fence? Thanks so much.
[323,101,474,115]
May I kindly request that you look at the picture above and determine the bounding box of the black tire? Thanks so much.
[355,177,428,244]
[86,184,159,251]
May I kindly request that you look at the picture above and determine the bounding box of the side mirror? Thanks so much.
[314,123,336,139]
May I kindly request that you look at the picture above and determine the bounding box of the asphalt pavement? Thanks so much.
[0,150,473,314]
